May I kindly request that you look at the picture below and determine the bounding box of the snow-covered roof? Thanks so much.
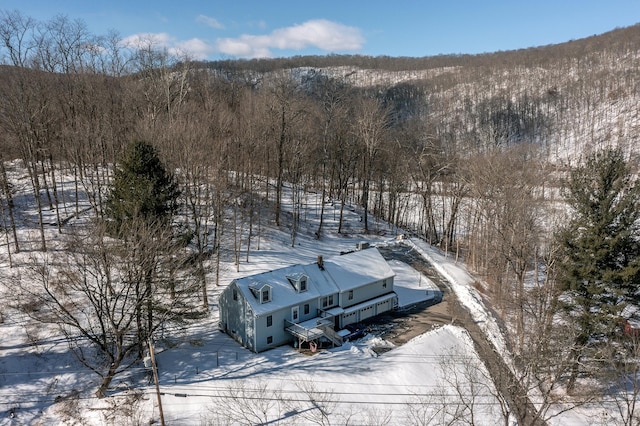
[233,248,394,315]
[323,248,394,292]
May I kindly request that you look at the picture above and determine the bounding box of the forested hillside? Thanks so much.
[1,10,640,422]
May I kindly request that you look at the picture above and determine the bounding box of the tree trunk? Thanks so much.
[146,267,154,342]
[246,183,254,263]
[48,154,62,233]
[316,178,326,238]
[362,173,370,233]
[199,257,208,308]
[0,198,12,267]
[567,333,588,393]
[275,106,286,227]
[0,159,19,253]
[27,156,47,251]
[96,362,119,398]
[338,191,347,234]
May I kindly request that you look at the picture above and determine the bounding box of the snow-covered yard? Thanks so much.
[0,191,501,425]
[0,166,614,425]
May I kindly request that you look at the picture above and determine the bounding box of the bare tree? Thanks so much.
[352,96,391,233]
[405,392,448,426]
[262,72,306,227]
[439,346,510,426]
[0,9,38,67]
[128,35,191,131]
[16,221,199,398]
[599,335,640,426]
[0,156,19,256]
[307,76,351,238]
[205,380,284,425]
[0,67,55,251]
[463,146,547,342]
[408,130,449,244]
[403,345,511,426]
[287,380,338,426]
[33,14,93,73]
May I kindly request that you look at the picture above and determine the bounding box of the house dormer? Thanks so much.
[286,273,308,293]
[249,283,272,303]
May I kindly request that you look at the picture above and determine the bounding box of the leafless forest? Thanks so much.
[2,10,640,423]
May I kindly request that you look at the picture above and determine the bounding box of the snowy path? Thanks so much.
[403,238,544,425]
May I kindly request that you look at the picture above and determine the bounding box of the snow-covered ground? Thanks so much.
[0,166,613,425]
[0,168,496,425]
[0,235,497,425]
[153,324,499,425]
[406,239,513,370]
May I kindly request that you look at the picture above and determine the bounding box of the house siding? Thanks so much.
[340,278,394,309]
[299,300,320,321]
[219,247,397,353]
[254,299,324,352]
[318,292,339,311]
[255,308,292,352]
[219,282,252,350]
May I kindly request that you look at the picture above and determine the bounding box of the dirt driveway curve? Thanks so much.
[373,243,545,426]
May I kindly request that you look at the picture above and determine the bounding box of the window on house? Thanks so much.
[287,275,308,293]
[328,295,334,306]
[267,336,273,344]
[232,288,238,300]
[252,284,272,303]
[304,304,310,315]
[266,315,272,327]
[322,297,328,308]
[292,306,299,321]
[348,290,354,300]
[383,280,387,289]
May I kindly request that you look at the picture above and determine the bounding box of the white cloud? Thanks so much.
[121,32,214,60]
[216,19,365,58]
[175,38,215,59]
[121,32,175,50]
[120,19,364,61]
[196,14,225,30]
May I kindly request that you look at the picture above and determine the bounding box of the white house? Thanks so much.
[218,246,397,352]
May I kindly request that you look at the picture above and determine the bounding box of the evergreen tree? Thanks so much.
[105,140,180,234]
[557,148,640,389]
[105,140,183,354]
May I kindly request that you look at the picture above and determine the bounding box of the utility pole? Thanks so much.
[148,339,165,426]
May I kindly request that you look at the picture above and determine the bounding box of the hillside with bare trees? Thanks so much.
[2,10,640,423]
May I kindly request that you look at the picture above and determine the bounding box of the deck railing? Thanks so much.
[285,318,333,341]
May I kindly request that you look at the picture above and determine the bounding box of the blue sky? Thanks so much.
[2,0,640,59]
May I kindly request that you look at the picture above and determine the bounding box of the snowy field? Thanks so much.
[0,166,612,425]
[0,233,503,425]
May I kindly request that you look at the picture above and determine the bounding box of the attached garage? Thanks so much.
[342,310,359,327]
[339,293,398,327]
[360,305,376,320]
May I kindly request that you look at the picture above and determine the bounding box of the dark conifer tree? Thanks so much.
[557,147,640,389]
[104,140,183,354]
[105,140,180,234]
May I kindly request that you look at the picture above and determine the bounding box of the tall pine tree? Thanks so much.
[104,140,183,355]
[105,140,180,234]
[557,148,640,389]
